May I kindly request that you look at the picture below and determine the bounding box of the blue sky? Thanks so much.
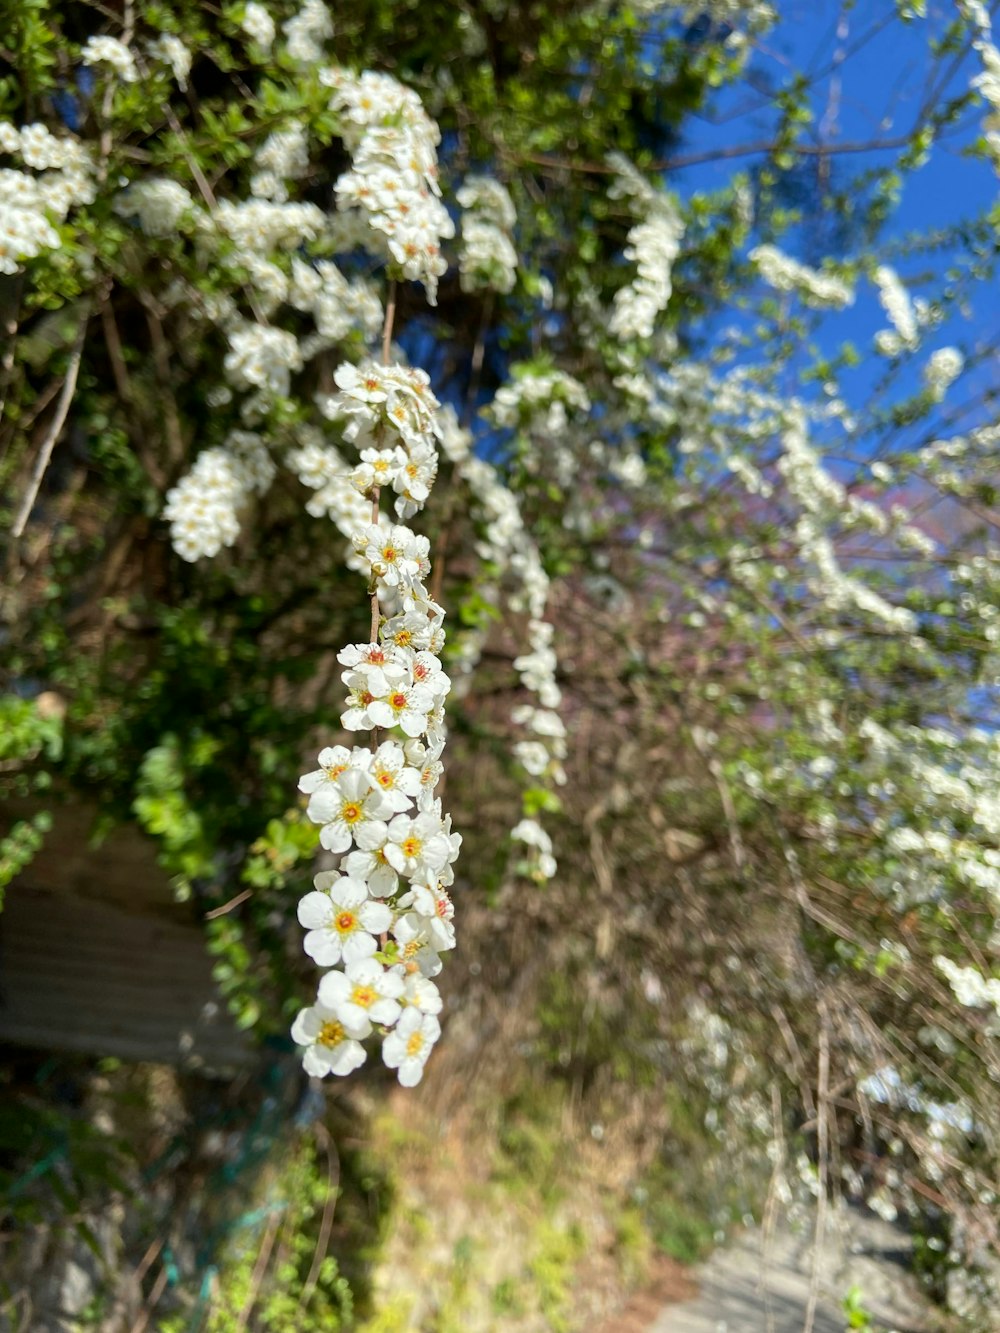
[665,2,998,459]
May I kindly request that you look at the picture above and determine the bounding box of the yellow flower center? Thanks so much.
[341,802,363,824]
[406,1031,425,1057]
[351,984,377,1009]
[390,691,408,712]
[335,911,357,934]
[376,770,394,787]
[317,1020,345,1048]
[402,836,423,859]
[394,629,413,648]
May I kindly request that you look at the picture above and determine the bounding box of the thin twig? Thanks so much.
[137,291,186,468]
[233,1208,282,1333]
[129,1261,168,1333]
[297,1123,340,1313]
[0,295,23,428]
[205,889,253,919]
[462,291,493,429]
[803,999,831,1333]
[12,313,89,539]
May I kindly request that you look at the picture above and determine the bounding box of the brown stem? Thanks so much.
[12,311,90,539]
[381,280,397,366]
[366,281,398,750]
[370,279,398,646]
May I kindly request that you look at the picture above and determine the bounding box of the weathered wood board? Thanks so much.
[0,804,255,1070]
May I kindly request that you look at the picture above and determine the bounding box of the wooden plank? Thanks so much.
[0,885,255,1071]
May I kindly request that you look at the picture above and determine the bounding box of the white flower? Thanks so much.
[873,265,918,349]
[81,35,138,83]
[352,446,407,496]
[457,175,518,294]
[391,912,445,976]
[341,642,409,678]
[241,2,276,49]
[382,1007,440,1086]
[298,874,393,966]
[369,740,422,812]
[361,524,421,588]
[147,34,192,88]
[162,447,247,561]
[923,346,964,401]
[318,958,404,1032]
[283,0,332,64]
[298,744,359,799]
[343,825,400,898]
[224,321,302,397]
[341,668,434,737]
[384,811,453,880]
[115,178,194,237]
[291,1001,369,1077]
[373,680,436,737]
[402,973,443,1014]
[306,765,392,853]
[750,244,854,310]
[410,651,451,698]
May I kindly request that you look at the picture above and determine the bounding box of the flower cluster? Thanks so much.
[291,366,460,1084]
[456,175,518,294]
[923,346,964,401]
[750,243,854,310]
[283,0,333,65]
[962,1,1000,174]
[241,2,276,51]
[320,362,441,522]
[325,70,454,302]
[147,33,193,89]
[163,431,275,561]
[251,121,310,202]
[873,264,919,355]
[0,122,95,275]
[114,178,194,237]
[607,154,684,340]
[81,34,138,82]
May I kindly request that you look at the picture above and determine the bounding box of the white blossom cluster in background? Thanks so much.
[456,174,518,294]
[750,243,854,310]
[291,360,462,1087]
[81,34,138,82]
[325,68,455,303]
[922,345,964,400]
[962,0,1000,175]
[250,120,309,202]
[0,121,95,274]
[283,0,334,64]
[490,365,591,490]
[147,33,193,88]
[872,263,933,356]
[240,2,276,50]
[163,431,276,561]
[434,409,566,881]
[607,153,685,340]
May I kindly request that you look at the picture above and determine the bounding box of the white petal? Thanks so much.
[297,891,333,929]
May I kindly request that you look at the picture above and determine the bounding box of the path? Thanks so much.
[647,1207,937,1333]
